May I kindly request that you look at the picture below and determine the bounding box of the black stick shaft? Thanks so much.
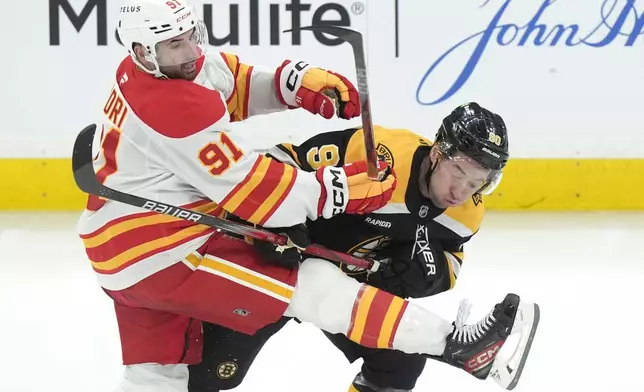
[286,25,379,179]
[72,124,379,272]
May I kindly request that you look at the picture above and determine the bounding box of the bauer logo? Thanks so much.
[482,147,501,158]
[49,0,366,46]
[141,201,203,223]
[413,0,644,105]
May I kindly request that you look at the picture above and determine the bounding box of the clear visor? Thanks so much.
[153,21,207,67]
[435,141,503,196]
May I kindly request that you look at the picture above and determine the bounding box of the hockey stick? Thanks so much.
[72,124,379,272]
[285,25,379,180]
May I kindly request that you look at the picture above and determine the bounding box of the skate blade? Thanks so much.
[489,300,540,390]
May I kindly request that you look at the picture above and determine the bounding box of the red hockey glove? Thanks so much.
[275,60,360,120]
[315,160,396,219]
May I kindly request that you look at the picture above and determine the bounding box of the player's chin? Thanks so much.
[180,60,198,80]
[426,190,447,209]
[160,63,197,81]
[181,69,197,81]
[442,200,459,208]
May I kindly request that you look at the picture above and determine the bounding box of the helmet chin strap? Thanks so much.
[132,53,168,79]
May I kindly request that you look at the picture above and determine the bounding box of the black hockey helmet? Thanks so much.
[433,102,509,194]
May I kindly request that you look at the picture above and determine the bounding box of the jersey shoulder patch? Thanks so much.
[472,193,483,206]
[375,143,394,167]
[346,126,426,164]
[119,57,227,139]
[372,126,429,153]
[370,126,430,204]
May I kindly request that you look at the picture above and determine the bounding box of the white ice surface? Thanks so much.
[1,212,643,392]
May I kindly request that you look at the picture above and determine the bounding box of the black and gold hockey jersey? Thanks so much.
[264,125,485,298]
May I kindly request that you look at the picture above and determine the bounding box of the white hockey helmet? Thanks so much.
[117,0,208,78]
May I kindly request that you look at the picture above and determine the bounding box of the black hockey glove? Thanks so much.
[365,236,450,299]
[252,224,311,269]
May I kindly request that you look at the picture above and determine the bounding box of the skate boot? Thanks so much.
[349,372,411,392]
[437,293,540,390]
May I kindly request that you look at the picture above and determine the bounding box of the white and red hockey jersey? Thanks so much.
[77,52,325,291]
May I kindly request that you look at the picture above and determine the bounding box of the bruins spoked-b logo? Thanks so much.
[340,236,391,275]
[216,361,238,379]
[376,143,394,167]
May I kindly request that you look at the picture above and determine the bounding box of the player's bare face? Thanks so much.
[156,29,202,80]
[426,151,489,208]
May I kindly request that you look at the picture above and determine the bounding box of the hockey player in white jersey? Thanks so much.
[77,1,537,391]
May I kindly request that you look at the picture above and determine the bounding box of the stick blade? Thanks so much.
[283,25,363,42]
[72,124,103,196]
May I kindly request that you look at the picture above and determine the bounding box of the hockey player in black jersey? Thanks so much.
[188,103,539,392]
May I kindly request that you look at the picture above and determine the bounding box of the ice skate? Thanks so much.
[434,293,540,390]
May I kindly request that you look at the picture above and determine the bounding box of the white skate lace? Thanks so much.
[451,299,496,344]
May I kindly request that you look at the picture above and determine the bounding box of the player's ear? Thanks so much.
[132,43,154,70]
[132,43,144,60]
[429,145,440,166]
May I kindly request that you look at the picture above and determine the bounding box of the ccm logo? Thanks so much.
[177,12,192,23]
[329,167,345,215]
[465,340,504,373]
[286,61,309,92]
